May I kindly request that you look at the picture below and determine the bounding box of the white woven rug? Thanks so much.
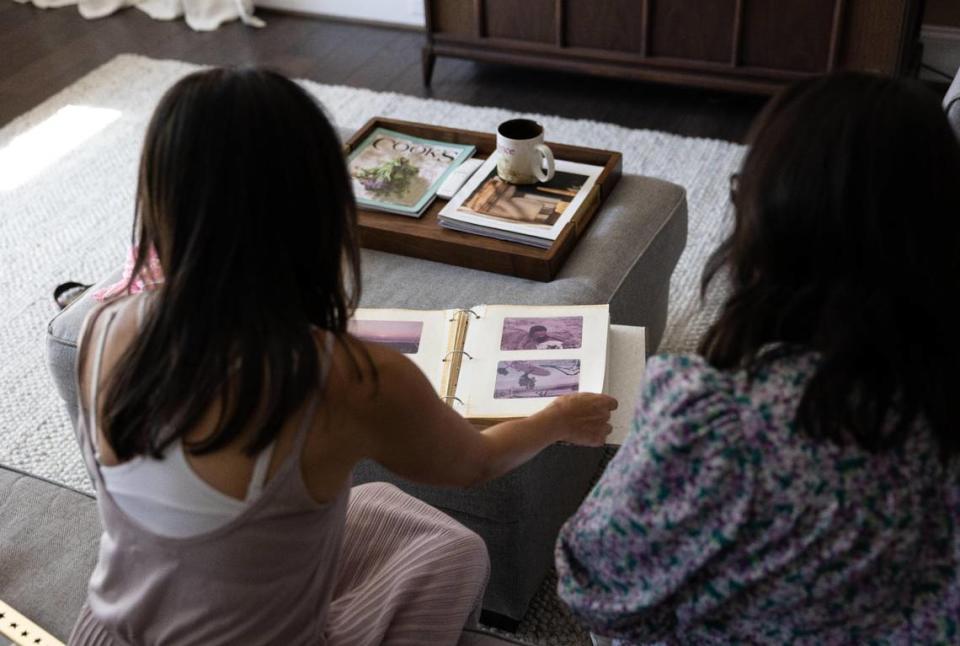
[0,53,742,643]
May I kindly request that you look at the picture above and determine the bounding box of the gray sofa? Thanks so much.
[44,167,687,624]
[0,463,532,645]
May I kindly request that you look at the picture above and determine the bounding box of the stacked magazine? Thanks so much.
[438,156,603,248]
[347,128,475,217]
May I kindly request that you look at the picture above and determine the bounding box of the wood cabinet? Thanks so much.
[422,0,924,94]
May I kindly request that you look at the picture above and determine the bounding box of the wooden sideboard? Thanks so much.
[422,0,925,94]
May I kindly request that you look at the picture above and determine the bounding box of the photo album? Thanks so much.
[348,304,610,424]
[437,156,603,248]
[347,128,475,217]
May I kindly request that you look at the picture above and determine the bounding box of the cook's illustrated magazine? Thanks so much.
[347,128,475,217]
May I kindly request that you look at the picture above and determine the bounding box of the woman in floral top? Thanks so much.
[556,73,960,644]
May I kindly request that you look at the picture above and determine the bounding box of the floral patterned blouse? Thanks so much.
[556,352,959,645]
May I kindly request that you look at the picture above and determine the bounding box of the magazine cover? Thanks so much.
[347,128,475,217]
[438,156,602,241]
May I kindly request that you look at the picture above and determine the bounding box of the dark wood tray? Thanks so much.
[344,117,622,282]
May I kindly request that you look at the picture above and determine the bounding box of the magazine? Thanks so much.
[437,156,603,248]
[347,128,475,217]
[348,304,611,425]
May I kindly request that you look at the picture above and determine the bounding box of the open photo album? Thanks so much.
[348,304,610,424]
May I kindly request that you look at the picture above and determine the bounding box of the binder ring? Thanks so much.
[442,350,474,362]
[440,395,464,405]
[448,308,481,322]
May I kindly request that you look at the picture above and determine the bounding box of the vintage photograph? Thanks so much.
[494,359,581,399]
[500,316,583,351]
[459,169,589,227]
[349,319,423,354]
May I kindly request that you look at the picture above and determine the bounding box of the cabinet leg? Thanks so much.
[422,46,436,87]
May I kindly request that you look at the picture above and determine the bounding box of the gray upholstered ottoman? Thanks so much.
[45,173,687,623]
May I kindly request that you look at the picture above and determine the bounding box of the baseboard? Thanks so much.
[256,0,426,28]
[921,24,960,81]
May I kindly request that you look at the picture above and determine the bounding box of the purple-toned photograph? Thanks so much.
[494,360,580,399]
[349,319,423,354]
[500,316,583,351]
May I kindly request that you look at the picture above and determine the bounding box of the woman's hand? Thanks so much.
[536,393,619,447]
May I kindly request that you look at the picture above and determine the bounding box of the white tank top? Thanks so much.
[94,295,281,538]
[99,440,275,538]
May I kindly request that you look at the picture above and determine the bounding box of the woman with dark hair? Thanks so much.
[69,68,616,645]
[555,73,960,644]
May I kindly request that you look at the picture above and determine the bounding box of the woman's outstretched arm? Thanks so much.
[338,339,617,488]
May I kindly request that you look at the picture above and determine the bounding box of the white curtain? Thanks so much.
[14,0,265,31]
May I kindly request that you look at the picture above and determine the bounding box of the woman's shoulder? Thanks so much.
[78,293,152,369]
[645,350,818,390]
[631,351,819,459]
[642,350,818,417]
[628,354,746,465]
[322,332,435,408]
[639,353,738,420]
[645,353,732,391]
[76,294,154,432]
[80,292,150,341]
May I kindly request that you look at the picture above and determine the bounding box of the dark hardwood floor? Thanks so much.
[0,3,767,140]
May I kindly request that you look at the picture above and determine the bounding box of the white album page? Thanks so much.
[456,304,609,419]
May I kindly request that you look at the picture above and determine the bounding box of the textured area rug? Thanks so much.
[0,54,744,644]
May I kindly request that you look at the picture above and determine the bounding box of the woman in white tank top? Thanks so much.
[70,67,617,646]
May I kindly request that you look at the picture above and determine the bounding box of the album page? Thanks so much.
[348,308,454,393]
[454,304,609,421]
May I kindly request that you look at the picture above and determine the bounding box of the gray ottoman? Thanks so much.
[45,173,687,622]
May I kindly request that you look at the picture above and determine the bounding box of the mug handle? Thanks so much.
[535,144,555,183]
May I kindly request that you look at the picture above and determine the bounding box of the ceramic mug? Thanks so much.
[496,118,555,184]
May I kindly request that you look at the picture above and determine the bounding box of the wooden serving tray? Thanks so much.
[344,117,622,282]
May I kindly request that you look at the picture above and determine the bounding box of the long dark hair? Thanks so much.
[700,73,960,457]
[101,68,362,460]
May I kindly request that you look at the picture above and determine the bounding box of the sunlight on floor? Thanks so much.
[0,105,122,192]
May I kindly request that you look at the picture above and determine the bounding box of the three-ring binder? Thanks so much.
[448,308,481,322]
[441,308,480,409]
